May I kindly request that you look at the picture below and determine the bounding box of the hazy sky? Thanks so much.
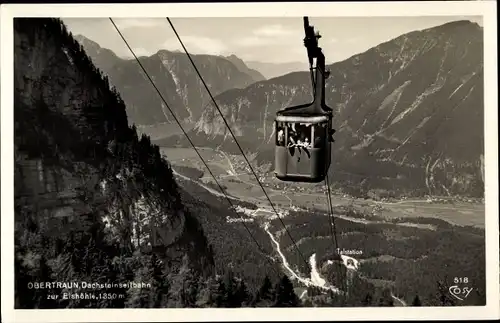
[63,16,483,65]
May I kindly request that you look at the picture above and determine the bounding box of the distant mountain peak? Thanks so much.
[426,19,482,33]
[439,19,480,27]
[156,48,184,56]
[74,34,101,49]
[224,54,244,62]
[223,54,266,82]
[155,49,171,57]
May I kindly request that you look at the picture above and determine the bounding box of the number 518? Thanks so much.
[454,277,469,284]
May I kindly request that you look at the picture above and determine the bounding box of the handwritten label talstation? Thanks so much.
[336,248,363,256]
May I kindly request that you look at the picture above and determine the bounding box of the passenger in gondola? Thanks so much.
[293,126,311,158]
[304,137,311,148]
[287,124,297,147]
[300,134,311,158]
[287,126,297,156]
[277,128,285,146]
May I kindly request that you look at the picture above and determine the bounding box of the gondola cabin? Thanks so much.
[274,16,335,183]
[274,107,333,183]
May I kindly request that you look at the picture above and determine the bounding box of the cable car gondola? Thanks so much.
[274,17,335,183]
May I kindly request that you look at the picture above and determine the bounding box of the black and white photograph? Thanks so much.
[1,1,498,322]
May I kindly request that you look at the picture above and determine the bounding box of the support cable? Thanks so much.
[109,18,281,278]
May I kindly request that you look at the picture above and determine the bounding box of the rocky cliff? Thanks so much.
[191,20,484,198]
[75,35,262,126]
[14,18,214,308]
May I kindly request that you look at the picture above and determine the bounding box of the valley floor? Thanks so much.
[162,145,486,306]
[161,146,485,229]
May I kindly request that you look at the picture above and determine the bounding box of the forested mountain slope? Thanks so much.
[13,18,235,308]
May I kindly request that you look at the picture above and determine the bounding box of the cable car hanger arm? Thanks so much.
[303,16,330,112]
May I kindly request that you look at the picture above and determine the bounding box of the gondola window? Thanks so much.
[276,121,285,146]
[313,122,327,148]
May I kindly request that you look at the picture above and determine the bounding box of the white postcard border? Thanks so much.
[1,1,498,322]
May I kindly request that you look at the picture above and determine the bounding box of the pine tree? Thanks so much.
[235,280,250,307]
[324,289,343,307]
[273,275,300,307]
[307,285,321,297]
[362,293,373,306]
[378,288,394,307]
[180,268,200,308]
[124,266,149,307]
[253,275,274,307]
[214,280,227,307]
[36,254,55,308]
[412,295,422,306]
[124,253,167,308]
[14,245,36,309]
[150,254,169,307]
[436,280,455,306]
[222,270,243,307]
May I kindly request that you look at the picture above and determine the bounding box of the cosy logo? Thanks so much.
[449,277,473,301]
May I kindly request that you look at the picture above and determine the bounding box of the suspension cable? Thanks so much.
[307,47,340,284]
[166,17,310,270]
[325,173,347,298]
[308,45,345,296]
[108,18,281,278]
[309,53,344,295]
[325,177,340,257]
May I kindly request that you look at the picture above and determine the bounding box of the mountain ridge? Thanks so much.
[171,19,484,198]
[75,34,265,126]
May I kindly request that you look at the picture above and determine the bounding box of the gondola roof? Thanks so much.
[277,102,333,117]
